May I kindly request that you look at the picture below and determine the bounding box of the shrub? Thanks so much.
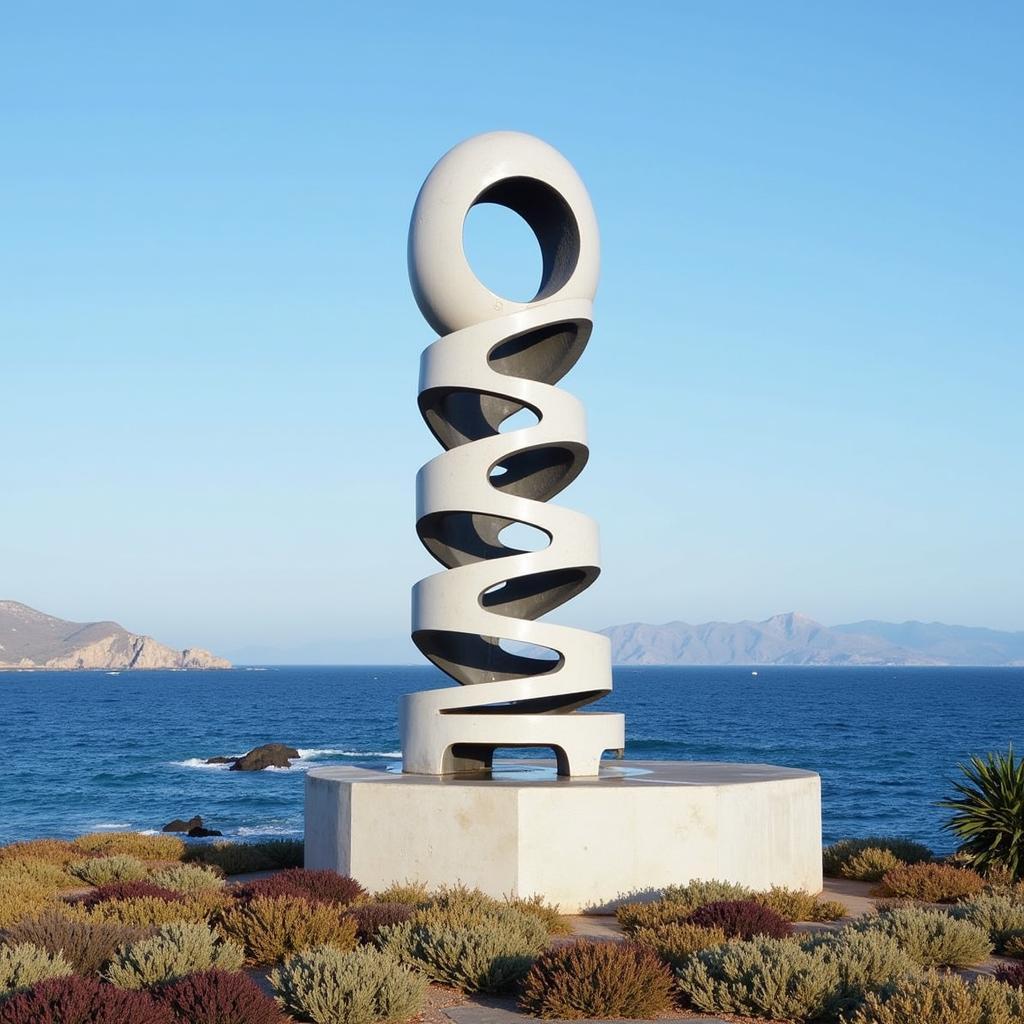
[678,937,839,1021]
[853,906,993,967]
[0,859,76,895]
[505,895,571,935]
[271,944,426,1024]
[1006,932,1024,957]
[752,885,847,922]
[823,837,933,877]
[843,846,905,882]
[148,864,225,896]
[951,893,1024,953]
[71,833,185,862]
[687,899,793,939]
[848,972,1024,1024]
[155,968,284,1024]
[519,939,673,1019]
[995,961,1024,987]
[79,881,185,906]
[77,892,222,929]
[678,930,915,1023]
[4,908,146,975]
[69,856,149,886]
[345,902,414,945]
[380,900,546,993]
[0,944,72,1000]
[372,881,429,906]
[941,747,1024,880]
[0,881,51,930]
[215,894,358,965]
[879,862,986,903]
[236,869,364,907]
[662,878,752,909]
[0,840,80,867]
[0,976,173,1024]
[615,899,688,935]
[104,922,244,989]
[183,840,303,875]
[630,922,726,969]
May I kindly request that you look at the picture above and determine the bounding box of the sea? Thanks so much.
[1,665,1021,852]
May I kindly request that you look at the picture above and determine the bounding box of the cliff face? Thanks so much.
[0,600,231,670]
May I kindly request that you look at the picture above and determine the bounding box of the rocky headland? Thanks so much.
[0,600,231,670]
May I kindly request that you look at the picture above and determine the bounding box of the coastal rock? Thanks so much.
[205,756,235,765]
[0,600,231,671]
[229,743,300,772]
[187,825,222,837]
[163,816,204,833]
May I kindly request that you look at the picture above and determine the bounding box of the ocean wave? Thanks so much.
[171,756,245,770]
[232,824,302,837]
[91,822,131,829]
[171,749,401,772]
[296,748,401,760]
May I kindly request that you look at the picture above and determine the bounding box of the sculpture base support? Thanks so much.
[305,760,822,912]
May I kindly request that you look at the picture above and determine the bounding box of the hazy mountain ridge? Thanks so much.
[0,601,231,670]
[602,612,1024,667]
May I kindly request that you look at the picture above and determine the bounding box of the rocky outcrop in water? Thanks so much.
[0,600,231,670]
[205,743,300,771]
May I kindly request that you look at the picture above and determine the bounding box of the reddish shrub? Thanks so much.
[687,899,793,940]
[154,969,284,1024]
[5,909,147,975]
[234,868,365,907]
[995,961,1024,988]
[79,882,185,907]
[346,901,414,943]
[0,976,173,1024]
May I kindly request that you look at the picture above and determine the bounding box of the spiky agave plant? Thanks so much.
[940,747,1024,880]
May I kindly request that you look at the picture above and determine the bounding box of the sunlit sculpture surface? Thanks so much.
[402,131,626,776]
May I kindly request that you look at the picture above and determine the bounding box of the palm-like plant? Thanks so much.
[940,747,1024,880]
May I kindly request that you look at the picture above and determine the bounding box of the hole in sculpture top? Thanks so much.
[462,176,580,304]
[497,521,549,552]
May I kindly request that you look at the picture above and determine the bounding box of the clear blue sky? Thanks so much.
[3,3,1021,662]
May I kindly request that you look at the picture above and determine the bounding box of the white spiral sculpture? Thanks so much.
[402,131,625,777]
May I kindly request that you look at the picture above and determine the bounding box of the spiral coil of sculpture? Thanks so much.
[402,132,626,777]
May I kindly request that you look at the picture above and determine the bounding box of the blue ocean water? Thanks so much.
[0,665,1021,851]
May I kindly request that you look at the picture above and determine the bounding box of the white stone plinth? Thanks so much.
[305,760,822,912]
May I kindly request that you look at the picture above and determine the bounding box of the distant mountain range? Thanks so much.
[0,601,231,671]
[602,612,1024,667]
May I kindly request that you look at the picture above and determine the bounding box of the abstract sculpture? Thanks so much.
[402,131,626,777]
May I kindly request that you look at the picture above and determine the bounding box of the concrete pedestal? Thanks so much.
[305,760,822,912]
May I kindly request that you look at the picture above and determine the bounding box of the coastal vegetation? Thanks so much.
[0,808,1022,1024]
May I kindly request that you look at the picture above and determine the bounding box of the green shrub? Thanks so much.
[941,747,1024,880]
[70,855,149,886]
[823,838,933,878]
[1006,932,1024,958]
[878,862,986,903]
[848,971,1024,1024]
[72,833,185,862]
[380,900,546,993]
[4,908,146,975]
[0,943,73,999]
[843,846,904,882]
[148,863,225,896]
[270,945,426,1024]
[662,878,752,908]
[372,881,429,907]
[951,892,1024,953]
[519,939,674,1019]
[678,930,917,1023]
[0,879,51,929]
[346,903,415,945]
[183,840,303,875]
[104,922,244,989]
[215,894,358,965]
[853,906,992,968]
[630,922,726,969]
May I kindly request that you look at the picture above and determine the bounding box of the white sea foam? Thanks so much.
[91,822,131,829]
[232,825,302,837]
[172,749,401,771]
[297,748,401,760]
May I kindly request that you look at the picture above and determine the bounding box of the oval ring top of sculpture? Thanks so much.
[402,131,625,778]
